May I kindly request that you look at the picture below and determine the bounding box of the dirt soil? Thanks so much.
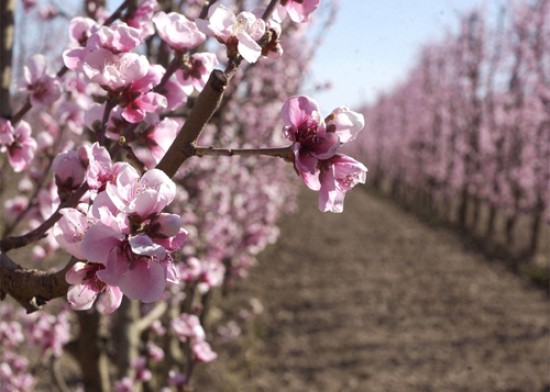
[196,189,550,392]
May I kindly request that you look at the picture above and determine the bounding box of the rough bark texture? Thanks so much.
[0,253,72,313]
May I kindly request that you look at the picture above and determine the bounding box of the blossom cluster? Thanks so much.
[54,143,187,311]
[0,0,368,389]
[282,96,367,212]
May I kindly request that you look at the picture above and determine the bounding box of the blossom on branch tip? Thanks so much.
[277,0,320,23]
[18,54,62,106]
[282,96,339,188]
[318,155,367,213]
[196,3,266,63]
[0,120,37,173]
[152,11,206,52]
[172,313,217,363]
[68,17,98,45]
[281,96,367,212]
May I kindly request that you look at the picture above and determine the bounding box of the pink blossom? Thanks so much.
[121,91,167,123]
[95,246,173,302]
[92,22,142,53]
[56,164,187,303]
[83,142,116,190]
[152,12,206,52]
[68,17,98,45]
[147,342,165,361]
[281,96,366,195]
[4,196,28,222]
[86,50,151,91]
[106,165,176,217]
[325,106,365,144]
[125,0,158,40]
[197,3,266,63]
[115,62,167,122]
[1,120,37,173]
[0,118,14,145]
[115,377,134,392]
[37,181,60,219]
[52,150,87,193]
[18,54,61,106]
[192,340,217,362]
[65,261,123,313]
[282,96,339,189]
[172,313,205,341]
[136,118,179,165]
[26,311,71,357]
[157,78,187,111]
[318,155,367,213]
[148,213,183,237]
[176,53,219,95]
[54,208,90,260]
[277,0,320,23]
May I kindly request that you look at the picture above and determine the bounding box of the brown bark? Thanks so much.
[0,0,15,117]
[156,70,228,177]
[0,253,73,313]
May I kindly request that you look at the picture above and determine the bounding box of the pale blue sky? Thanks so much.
[308,0,507,112]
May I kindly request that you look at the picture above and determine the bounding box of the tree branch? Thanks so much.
[0,182,89,253]
[135,301,168,332]
[155,69,228,177]
[194,144,293,159]
[0,253,75,313]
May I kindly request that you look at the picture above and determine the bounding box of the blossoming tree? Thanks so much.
[0,0,368,390]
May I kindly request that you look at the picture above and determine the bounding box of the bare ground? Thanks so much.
[196,189,550,392]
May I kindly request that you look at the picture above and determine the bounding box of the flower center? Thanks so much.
[296,119,321,148]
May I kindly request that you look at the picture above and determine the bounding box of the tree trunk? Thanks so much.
[0,0,15,118]
[527,200,544,258]
[485,204,497,240]
[458,188,469,228]
[74,311,112,392]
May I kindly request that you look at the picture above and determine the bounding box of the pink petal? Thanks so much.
[282,96,320,128]
[117,260,166,302]
[128,233,166,259]
[237,33,262,63]
[81,223,124,264]
[67,283,98,310]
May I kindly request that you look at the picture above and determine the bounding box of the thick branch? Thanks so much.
[155,69,228,177]
[0,253,74,313]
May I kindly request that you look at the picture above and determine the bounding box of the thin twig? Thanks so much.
[0,182,89,252]
[261,0,280,21]
[136,302,168,332]
[194,145,293,159]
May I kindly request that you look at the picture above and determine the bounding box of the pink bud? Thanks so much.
[52,151,86,192]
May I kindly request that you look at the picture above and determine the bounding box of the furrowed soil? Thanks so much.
[195,189,550,392]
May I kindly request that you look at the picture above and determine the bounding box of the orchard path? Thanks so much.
[201,189,550,392]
